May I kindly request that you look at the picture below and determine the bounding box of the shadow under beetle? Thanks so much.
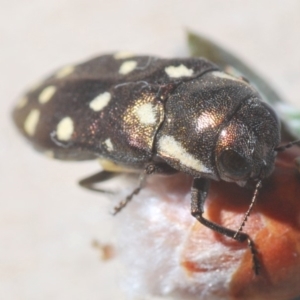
[13,49,300,275]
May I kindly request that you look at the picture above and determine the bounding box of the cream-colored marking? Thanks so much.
[104,138,114,151]
[98,159,139,173]
[114,51,134,60]
[119,60,137,75]
[56,65,75,78]
[224,65,240,77]
[165,64,194,78]
[44,150,54,158]
[158,135,210,173]
[211,71,240,81]
[89,92,111,111]
[135,103,157,125]
[24,109,40,136]
[220,129,228,138]
[39,86,56,104]
[56,117,74,141]
[196,112,222,132]
[16,96,28,109]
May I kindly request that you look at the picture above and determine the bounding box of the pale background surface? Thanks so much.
[1,1,300,299]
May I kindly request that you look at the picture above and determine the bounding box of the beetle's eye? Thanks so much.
[219,149,250,179]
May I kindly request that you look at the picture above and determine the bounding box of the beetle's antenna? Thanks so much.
[275,139,300,152]
[234,180,262,239]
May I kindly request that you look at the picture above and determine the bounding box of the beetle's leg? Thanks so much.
[191,178,249,241]
[113,162,178,214]
[112,171,147,215]
[79,171,120,193]
[190,177,260,275]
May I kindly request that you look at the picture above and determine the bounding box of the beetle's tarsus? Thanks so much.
[112,185,143,215]
[112,171,147,214]
[247,237,260,275]
[112,162,177,214]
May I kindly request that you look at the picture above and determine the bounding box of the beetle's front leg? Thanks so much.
[112,171,147,215]
[113,162,177,215]
[79,170,120,193]
[191,178,245,240]
[191,177,260,274]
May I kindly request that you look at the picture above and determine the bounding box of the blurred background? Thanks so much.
[1,1,300,299]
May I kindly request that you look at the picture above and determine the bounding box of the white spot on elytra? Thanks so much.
[196,112,222,132]
[56,117,74,141]
[24,109,40,136]
[104,138,114,151]
[44,150,54,158]
[136,103,157,125]
[165,64,194,78]
[221,129,228,138]
[211,71,240,81]
[39,86,56,104]
[119,60,137,75]
[114,51,134,60]
[56,65,75,78]
[16,96,28,109]
[89,92,111,111]
[158,135,210,173]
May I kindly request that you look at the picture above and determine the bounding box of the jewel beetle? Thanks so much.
[12,52,298,274]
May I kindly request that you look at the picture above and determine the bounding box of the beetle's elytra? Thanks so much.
[13,53,284,274]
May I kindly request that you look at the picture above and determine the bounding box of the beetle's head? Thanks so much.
[215,99,280,186]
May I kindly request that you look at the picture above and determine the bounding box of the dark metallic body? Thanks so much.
[13,55,279,183]
[13,54,281,274]
[13,55,217,166]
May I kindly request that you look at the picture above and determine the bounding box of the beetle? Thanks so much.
[12,51,298,274]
